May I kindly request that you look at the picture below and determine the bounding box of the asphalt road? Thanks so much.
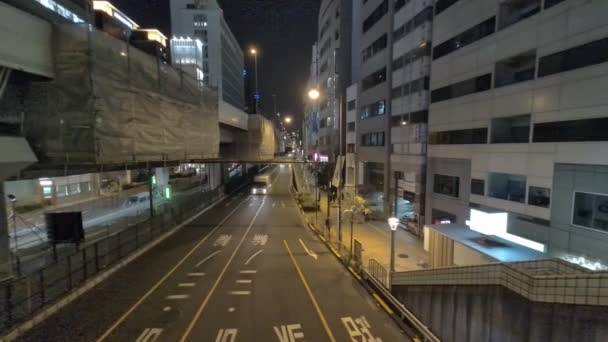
[18,166,406,342]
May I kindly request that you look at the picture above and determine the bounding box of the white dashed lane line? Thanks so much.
[166,295,189,300]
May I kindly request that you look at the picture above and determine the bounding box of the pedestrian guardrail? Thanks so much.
[368,258,390,289]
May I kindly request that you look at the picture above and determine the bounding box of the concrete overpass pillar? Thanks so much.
[0,184,13,278]
[154,167,170,197]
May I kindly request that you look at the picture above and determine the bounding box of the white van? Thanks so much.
[252,166,276,195]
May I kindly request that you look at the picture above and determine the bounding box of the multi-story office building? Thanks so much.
[427,0,608,264]
[170,0,246,120]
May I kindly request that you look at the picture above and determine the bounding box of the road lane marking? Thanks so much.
[178,283,196,287]
[166,295,189,300]
[187,272,206,277]
[249,202,254,207]
[136,328,163,342]
[251,234,269,246]
[163,307,171,312]
[228,307,235,312]
[274,324,305,342]
[272,202,276,208]
[95,199,246,342]
[196,250,221,267]
[281,201,286,208]
[239,270,257,274]
[213,234,232,247]
[341,316,383,342]
[235,279,252,284]
[229,291,251,295]
[283,240,337,342]
[215,329,238,342]
[373,294,394,315]
[180,200,266,342]
[244,249,264,265]
[298,239,318,260]
[348,266,362,281]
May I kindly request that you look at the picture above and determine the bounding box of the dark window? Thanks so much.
[361,67,387,91]
[433,174,460,198]
[363,0,388,34]
[395,0,411,12]
[393,7,433,42]
[573,192,608,232]
[362,34,387,62]
[429,128,488,144]
[488,173,526,203]
[495,50,536,87]
[347,143,356,153]
[498,0,540,30]
[538,37,608,77]
[491,114,530,143]
[319,38,332,58]
[361,132,385,146]
[347,122,356,131]
[347,100,356,111]
[393,43,432,71]
[528,186,550,208]
[430,74,492,103]
[320,118,328,128]
[533,117,608,143]
[360,100,386,119]
[431,208,457,224]
[393,77,430,99]
[433,17,496,60]
[471,179,485,196]
[435,0,461,15]
[544,0,566,9]
[319,60,329,74]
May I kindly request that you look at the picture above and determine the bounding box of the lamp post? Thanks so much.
[250,48,259,114]
[388,217,399,274]
[344,207,357,257]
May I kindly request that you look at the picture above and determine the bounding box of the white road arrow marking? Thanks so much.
[196,250,221,267]
[298,239,318,260]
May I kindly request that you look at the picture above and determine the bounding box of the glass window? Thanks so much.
[393,77,430,99]
[68,183,81,195]
[435,0,461,15]
[528,186,550,208]
[431,74,492,103]
[56,185,68,197]
[488,173,526,203]
[433,17,496,60]
[433,174,460,198]
[361,67,387,91]
[544,0,566,9]
[361,132,385,146]
[429,128,488,144]
[363,0,388,33]
[498,0,540,30]
[495,50,536,87]
[42,186,53,199]
[471,179,485,196]
[347,100,356,111]
[533,117,608,143]
[491,114,530,143]
[347,122,356,131]
[362,34,387,62]
[393,7,433,42]
[573,192,608,232]
[538,38,608,77]
[347,144,355,153]
[360,100,386,119]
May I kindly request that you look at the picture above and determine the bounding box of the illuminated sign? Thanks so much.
[466,209,546,252]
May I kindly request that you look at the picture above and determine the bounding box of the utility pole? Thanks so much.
[383,0,395,218]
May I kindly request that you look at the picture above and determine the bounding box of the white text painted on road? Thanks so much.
[273,324,305,342]
[214,234,232,247]
[341,316,383,342]
[298,239,318,260]
[215,328,238,342]
[252,234,269,246]
[135,328,163,342]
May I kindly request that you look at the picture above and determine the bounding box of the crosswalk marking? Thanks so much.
[239,270,257,274]
[187,272,206,277]
[236,279,252,284]
[229,291,251,295]
[166,294,189,300]
[178,283,196,287]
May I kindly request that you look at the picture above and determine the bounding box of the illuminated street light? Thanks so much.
[284,117,292,124]
[308,88,320,100]
[250,48,257,55]
[388,217,399,275]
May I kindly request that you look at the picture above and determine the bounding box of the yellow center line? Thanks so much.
[283,240,337,342]
[373,293,394,315]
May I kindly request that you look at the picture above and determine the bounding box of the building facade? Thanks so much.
[427,0,608,265]
[170,0,244,110]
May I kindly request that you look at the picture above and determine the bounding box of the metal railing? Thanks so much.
[0,186,225,335]
[368,258,390,289]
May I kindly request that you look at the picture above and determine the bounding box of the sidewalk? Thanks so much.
[300,168,428,273]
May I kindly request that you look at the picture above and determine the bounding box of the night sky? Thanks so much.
[113,0,321,128]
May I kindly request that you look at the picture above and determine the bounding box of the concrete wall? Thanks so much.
[426,157,471,225]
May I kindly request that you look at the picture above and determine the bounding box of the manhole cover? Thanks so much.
[397,253,409,259]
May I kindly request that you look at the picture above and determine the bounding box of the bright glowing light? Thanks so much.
[113,11,138,29]
[250,48,257,55]
[284,117,293,124]
[262,189,267,194]
[141,29,168,47]
[560,254,608,271]
[252,189,257,194]
[39,179,53,186]
[401,120,407,126]
[165,187,171,199]
[466,209,546,252]
[308,88,320,100]
[388,217,399,231]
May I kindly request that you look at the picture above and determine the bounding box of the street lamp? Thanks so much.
[308,88,320,101]
[388,217,399,274]
[250,48,259,114]
[284,116,292,124]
